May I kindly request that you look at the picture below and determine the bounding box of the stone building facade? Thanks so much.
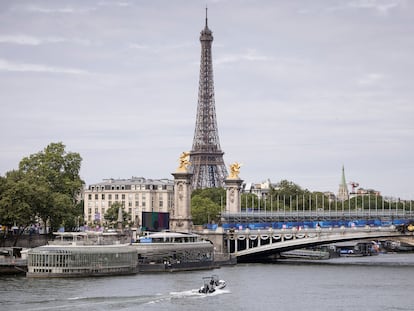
[83,177,174,227]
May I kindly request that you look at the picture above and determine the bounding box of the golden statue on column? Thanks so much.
[228,162,242,179]
[177,151,191,173]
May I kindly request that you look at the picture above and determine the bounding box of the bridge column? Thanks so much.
[224,177,243,214]
[234,237,238,253]
[170,171,193,233]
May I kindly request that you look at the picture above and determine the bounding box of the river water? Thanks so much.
[1,253,414,311]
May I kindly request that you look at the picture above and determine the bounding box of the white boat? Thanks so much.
[26,232,138,278]
[132,231,215,272]
[198,275,226,294]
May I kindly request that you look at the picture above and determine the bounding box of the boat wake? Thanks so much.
[170,288,230,298]
[21,294,170,310]
[22,288,230,310]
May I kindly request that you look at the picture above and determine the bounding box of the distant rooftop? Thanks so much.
[87,177,174,191]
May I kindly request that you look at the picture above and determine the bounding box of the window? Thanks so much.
[95,194,98,200]
[122,194,125,200]
[115,194,119,200]
[101,194,105,200]
[88,194,92,200]
[108,194,112,200]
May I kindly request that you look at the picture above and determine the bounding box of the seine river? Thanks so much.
[1,253,414,311]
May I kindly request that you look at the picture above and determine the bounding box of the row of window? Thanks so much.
[87,193,154,201]
[89,184,171,191]
[88,199,172,208]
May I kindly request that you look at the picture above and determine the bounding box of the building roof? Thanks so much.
[89,177,174,187]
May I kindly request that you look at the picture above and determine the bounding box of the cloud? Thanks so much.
[0,35,65,45]
[0,58,88,75]
[215,49,272,65]
[128,43,150,50]
[347,0,402,15]
[23,5,95,14]
[98,1,131,7]
[0,34,93,46]
[357,73,385,86]
[324,0,403,16]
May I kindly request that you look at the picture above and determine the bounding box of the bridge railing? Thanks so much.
[221,209,414,223]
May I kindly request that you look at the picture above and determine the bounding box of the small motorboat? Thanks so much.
[198,275,226,294]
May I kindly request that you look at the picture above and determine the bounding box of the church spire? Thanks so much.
[337,165,349,201]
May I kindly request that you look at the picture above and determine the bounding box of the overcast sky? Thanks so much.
[0,0,413,199]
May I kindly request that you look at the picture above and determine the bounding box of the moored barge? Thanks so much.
[27,232,137,278]
[133,231,215,272]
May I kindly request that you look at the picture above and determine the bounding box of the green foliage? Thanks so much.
[0,142,84,232]
[191,195,221,225]
[104,202,132,227]
[191,188,225,225]
[270,180,308,197]
[0,170,37,230]
[191,187,225,206]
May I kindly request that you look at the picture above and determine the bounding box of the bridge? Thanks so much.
[199,207,414,263]
[199,189,414,262]
[224,225,414,262]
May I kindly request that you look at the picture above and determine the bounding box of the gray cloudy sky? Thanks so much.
[0,0,413,199]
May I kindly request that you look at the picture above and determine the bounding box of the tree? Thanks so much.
[191,188,225,225]
[104,202,132,227]
[268,180,311,211]
[192,187,225,207]
[191,195,221,225]
[0,170,38,236]
[0,142,84,233]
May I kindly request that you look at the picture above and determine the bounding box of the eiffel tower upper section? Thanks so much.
[190,9,228,189]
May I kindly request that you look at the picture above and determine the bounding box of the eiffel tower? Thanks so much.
[189,9,228,189]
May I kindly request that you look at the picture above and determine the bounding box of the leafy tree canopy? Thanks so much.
[190,188,225,225]
[104,202,132,227]
[191,195,221,225]
[270,179,309,197]
[191,187,225,206]
[0,142,84,233]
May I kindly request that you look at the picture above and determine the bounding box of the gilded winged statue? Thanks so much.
[177,151,191,172]
[229,162,242,179]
